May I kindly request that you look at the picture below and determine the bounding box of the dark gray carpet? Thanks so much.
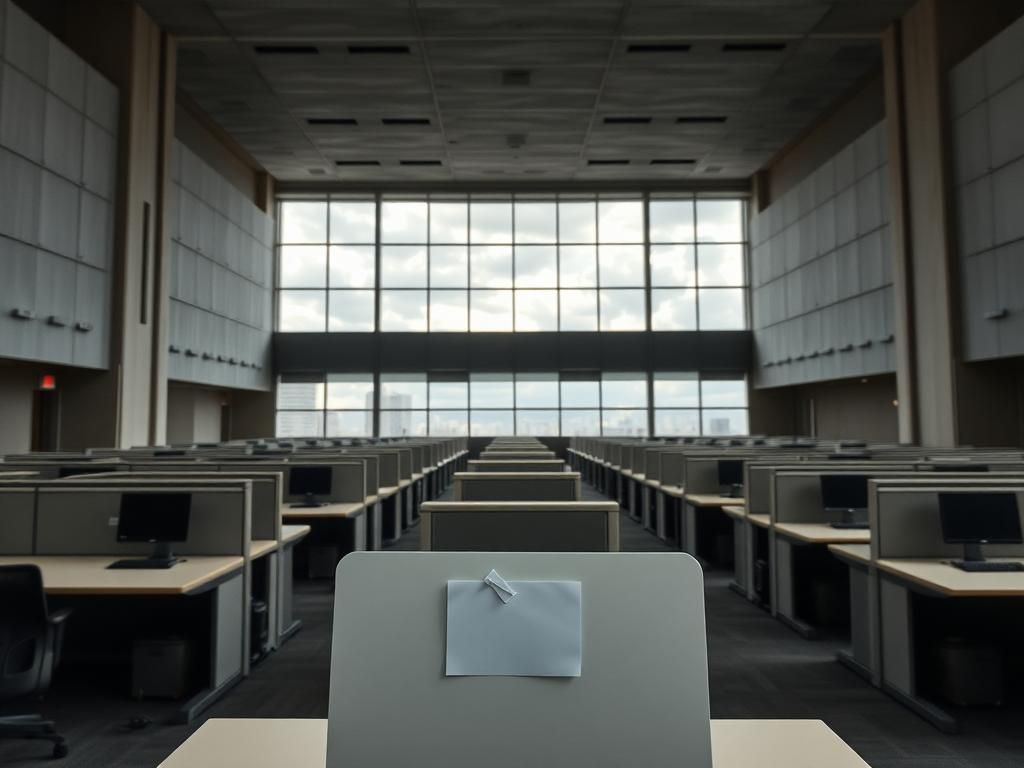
[2,483,1022,767]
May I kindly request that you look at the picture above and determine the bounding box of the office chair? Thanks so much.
[0,565,71,759]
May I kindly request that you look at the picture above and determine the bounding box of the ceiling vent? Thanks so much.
[502,69,532,86]
[307,118,358,126]
[506,133,526,149]
[335,160,381,166]
[254,45,319,55]
[603,116,652,125]
[722,42,787,53]
[704,166,724,173]
[400,159,443,166]
[676,116,727,124]
[308,168,327,175]
[587,159,629,166]
[650,159,696,165]
[627,43,691,53]
[383,117,431,126]
[348,45,410,55]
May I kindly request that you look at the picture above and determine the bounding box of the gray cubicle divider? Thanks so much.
[0,488,36,554]
[420,501,621,552]
[327,552,712,768]
[276,461,367,504]
[453,472,581,501]
[480,450,557,461]
[467,460,566,473]
[771,470,920,524]
[658,451,687,488]
[747,462,917,517]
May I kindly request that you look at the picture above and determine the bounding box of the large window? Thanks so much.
[276,194,748,332]
[275,372,747,437]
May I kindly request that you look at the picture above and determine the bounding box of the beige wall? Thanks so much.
[0,365,39,455]
[797,375,900,442]
[167,385,224,444]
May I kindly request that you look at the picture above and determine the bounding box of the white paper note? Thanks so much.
[446,578,582,677]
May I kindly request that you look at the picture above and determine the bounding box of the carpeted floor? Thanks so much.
[2,483,1022,767]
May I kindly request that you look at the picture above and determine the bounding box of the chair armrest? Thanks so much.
[49,608,73,626]
[48,608,73,671]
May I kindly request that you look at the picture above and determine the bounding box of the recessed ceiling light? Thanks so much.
[587,159,629,165]
[307,118,358,126]
[399,159,443,166]
[722,42,787,53]
[603,116,652,125]
[676,116,727,124]
[627,43,691,53]
[382,117,431,126]
[650,159,696,165]
[254,45,318,55]
[335,160,381,166]
[348,44,410,55]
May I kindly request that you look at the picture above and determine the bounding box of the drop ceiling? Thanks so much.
[138,0,915,184]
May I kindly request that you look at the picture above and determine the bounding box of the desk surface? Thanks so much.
[250,540,277,559]
[877,558,1024,596]
[774,522,871,545]
[281,501,365,519]
[748,513,772,529]
[686,494,746,507]
[659,484,685,498]
[829,543,872,566]
[157,718,871,768]
[378,485,400,499]
[281,524,311,546]
[0,555,244,596]
[722,505,746,521]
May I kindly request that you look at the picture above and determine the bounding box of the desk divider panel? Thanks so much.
[266,462,367,505]
[0,489,36,554]
[468,460,566,473]
[873,480,1024,560]
[454,472,581,502]
[772,470,918,524]
[34,483,250,557]
[480,451,556,461]
[349,451,399,488]
[659,453,687,488]
[747,462,915,517]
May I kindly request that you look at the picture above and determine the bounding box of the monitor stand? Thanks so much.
[830,508,869,530]
[107,542,180,570]
[290,492,326,509]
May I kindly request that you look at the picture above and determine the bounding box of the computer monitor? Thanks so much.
[289,465,332,507]
[820,474,869,524]
[111,493,191,569]
[154,449,187,457]
[717,460,744,497]
[57,466,117,479]
[829,451,871,460]
[932,463,989,473]
[939,492,1022,564]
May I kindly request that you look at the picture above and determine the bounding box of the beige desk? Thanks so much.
[158,718,872,768]
[722,505,746,521]
[281,524,311,545]
[876,557,1024,597]
[829,543,871,565]
[774,522,871,545]
[0,555,244,596]
[686,494,746,507]
[281,501,365,520]
[378,485,399,499]
[250,540,278,560]
[748,513,772,529]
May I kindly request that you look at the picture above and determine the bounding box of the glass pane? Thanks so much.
[429,410,468,436]
[651,289,697,331]
[430,245,468,287]
[649,244,696,287]
[328,290,375,331]
[278,290,326,332]
[470,289,514,331]
[326,410,372,437]
[429,381,468,409]
[514,246,557,287]
[559,245,597,287]
[430,202,468,243]
[598,200,643,243]
[280,201,327,243]
[470,201,513,243]
[561,409,600,436]
[559,289,598,331]
[516,410,559,436]
[470,410,515,436]
[469,246,513,288]
[515,290,558,331]
[380,409,426,437]
[516,374,559,407]
[329,201,376,244]
[599,289,646,331]
[654,409,700,436]
[558,201,596,243]
[279,246,327,288]
[380,246,427,288]
[380,374,426,409]
[560,380,599,408]
[602,373,647,407]
[429,290,468,331]
[598,245,644,287]
[275,410,323,438]
[696,199,744,243]
[470,374,514,408]
[698,288,746,330]
[329,245,375,288]
[653,372,699,407]
[381,201,428,243]
[601,409,648,436]
[380,290,427,331]
[514,202,557,243]
[701,379,748,408]
[649,199,695,243]
[326,374,374,409]
[277,379,325,410]
[698,244,745,286]
[702,409,749,436]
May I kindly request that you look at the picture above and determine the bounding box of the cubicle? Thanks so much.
[467,459,567,473]
[453,472,581,501]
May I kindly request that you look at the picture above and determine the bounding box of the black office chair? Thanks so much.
[0,565,71,759]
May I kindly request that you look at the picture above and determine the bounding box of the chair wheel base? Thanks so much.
[53,742,68,759]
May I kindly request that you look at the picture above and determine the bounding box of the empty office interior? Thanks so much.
[2,0,1024,767]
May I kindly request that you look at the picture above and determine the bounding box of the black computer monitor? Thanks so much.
[57,466,117,479]
[829,451,871,460]
[932,463,989,473]
[111,493,191,568]
[155,449,187,457]
[289,466,332,505]
[718,460,744,496]
[820,475,869,523]
[939,492,1022,564]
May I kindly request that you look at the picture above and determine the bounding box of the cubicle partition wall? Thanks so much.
[467,460,567,473]
[0,487,35,553]
[453,472,581,502]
